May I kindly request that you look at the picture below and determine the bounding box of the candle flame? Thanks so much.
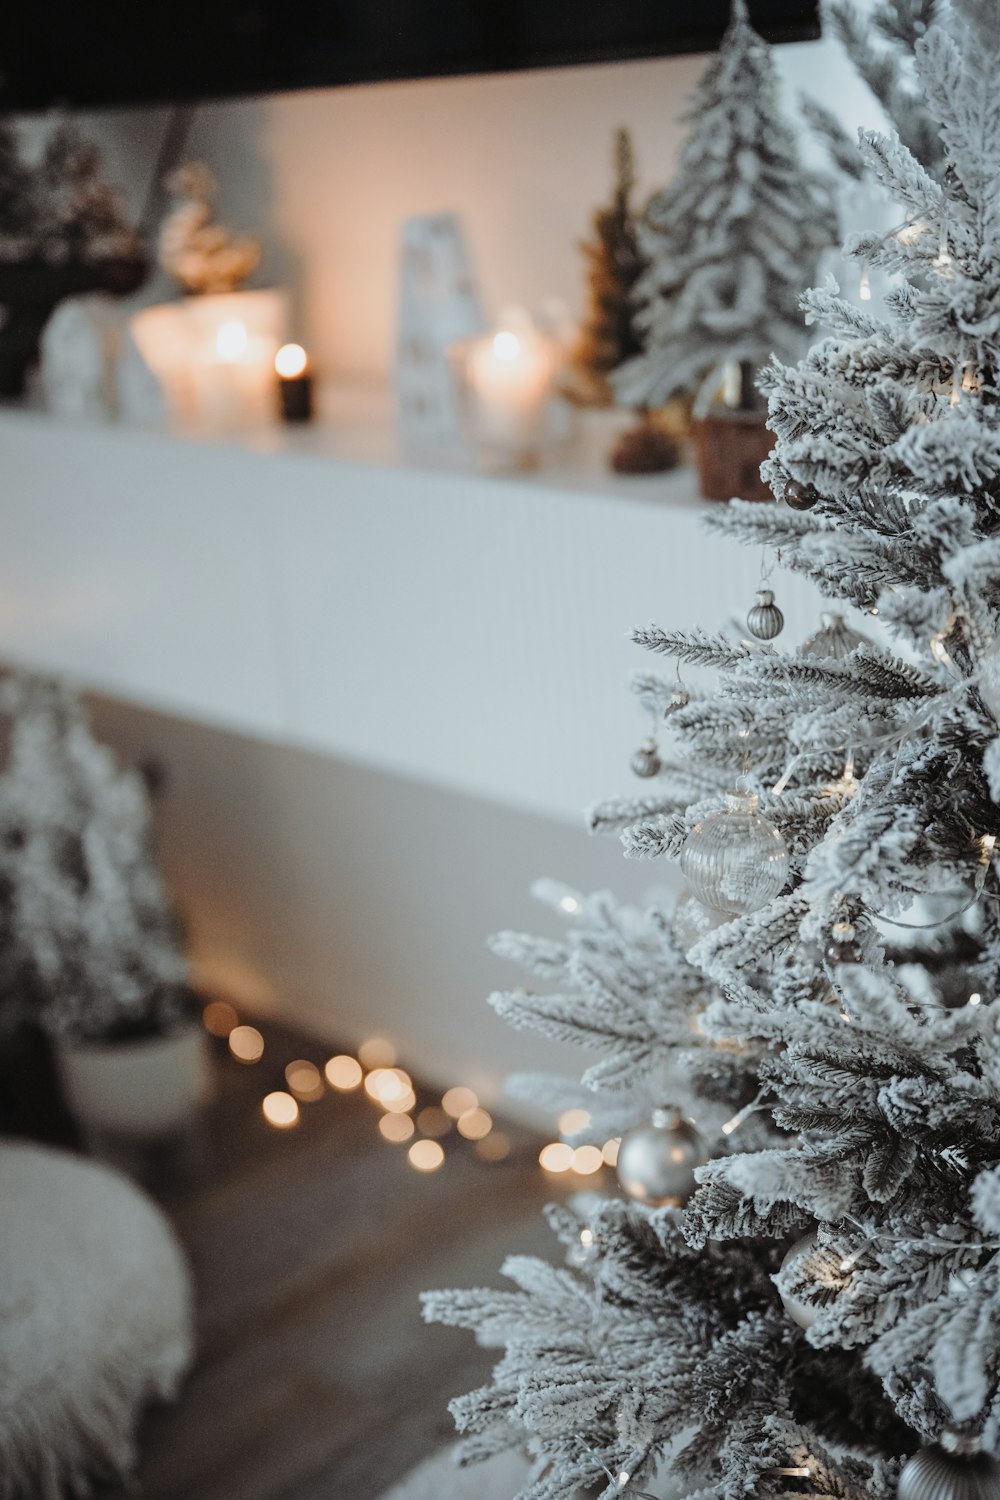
[217,320,249,360]
[276,342,308,377]
[493,330,522,361]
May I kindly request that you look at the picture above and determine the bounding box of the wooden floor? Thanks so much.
[102,1021,563,1500]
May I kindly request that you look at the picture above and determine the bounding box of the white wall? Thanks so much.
[22,28,888,381]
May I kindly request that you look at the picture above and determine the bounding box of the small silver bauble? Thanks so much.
[631,740,661,778]
[898,1436,1000,1500]
[747,588,784,641]
[801,612,872,660]
[824,918,863,965]
[977,636,1000,723]
[616,1105,708,1208]
[680,793,789,916]
[665,687,691,716]
[777,1231,819,1329]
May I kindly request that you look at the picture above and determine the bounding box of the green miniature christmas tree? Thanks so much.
[567,128,647,408]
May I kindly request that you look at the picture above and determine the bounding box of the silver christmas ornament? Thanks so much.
[680,793,789,916]
[898,1437,1000,1500]
[616,1105,708,1208]
[824,918,863,965]
[747,588,784,641]
[665,686,691,716]
[801,612,872,660]
[631,739,661,778]
[777,1232,819,1330]
[977,635,1000,722]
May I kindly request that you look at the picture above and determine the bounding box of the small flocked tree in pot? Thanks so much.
[0,673,206,1142]
[615,0,837,501]
[424,3,1000,1499]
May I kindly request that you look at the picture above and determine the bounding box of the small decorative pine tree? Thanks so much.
[0,119,38,261]
[567,128,647,408]
[425,4,1000,1498]
[36,123,140,265]
[615,0,838,415]
[0,675,189,1043]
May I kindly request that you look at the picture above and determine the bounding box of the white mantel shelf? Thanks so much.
[0,392,827,824]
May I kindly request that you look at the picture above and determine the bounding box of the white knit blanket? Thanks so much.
[0,1141,193,1500]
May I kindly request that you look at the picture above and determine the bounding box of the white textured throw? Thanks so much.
[0,1141,193,1499]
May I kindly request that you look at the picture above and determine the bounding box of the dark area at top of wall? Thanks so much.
[3,0,820,112]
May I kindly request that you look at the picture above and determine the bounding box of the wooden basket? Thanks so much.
[693,406,775,502]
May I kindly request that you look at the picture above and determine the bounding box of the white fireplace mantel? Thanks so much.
[0,393,828,824]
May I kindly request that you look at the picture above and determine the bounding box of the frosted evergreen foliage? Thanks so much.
[425,6,1000,1498]
[827,0,945,176]
[614,0,837,415]
[0,674,188,1042]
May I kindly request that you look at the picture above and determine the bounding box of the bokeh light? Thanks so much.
[285,1059,323,1101]
[417,1106,452,1137]
[358,1037,397,1068]
[539,1142,574,1173]
[408,1139,445,1172]
[476,1131,511,1162]
[442,1086,478,1118]
[602,1138,621,1167]
[229,1025,265,1063]
[202,1000,239,1037]
[262,1091,299,1128]
[572,1145,604,1175]
[275,342,308,378]
[379,1113,415,1143]
[382,1088,417,1115]
[364,1067,412,1104]
[457,1107,493,1141]
[325,1054,363,1090]
[558,1107,591,1135]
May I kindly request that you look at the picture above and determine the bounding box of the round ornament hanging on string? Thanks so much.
[776,1231,820,1329]
[976,634,1000,723]
[616,1105,708,1208]
[747,588,784,641]
[782,478,819,511]
[898,1435,1000,1500]
[630,739,661,778]
[801,612,872,660]
[680,794,789,916]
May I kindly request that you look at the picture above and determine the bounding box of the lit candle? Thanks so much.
[190,317,278,430]
[275,342,314,423]
[463,311,557,467]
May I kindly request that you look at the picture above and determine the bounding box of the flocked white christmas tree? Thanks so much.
[0,674,188,1042]
[424,4,1000,1499]
[615,0,837,415]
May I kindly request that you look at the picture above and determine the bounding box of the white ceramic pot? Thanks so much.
[56,1021,211,1140]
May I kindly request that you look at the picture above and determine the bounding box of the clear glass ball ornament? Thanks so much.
[616,1105,708,1208]
[977,635,1000,722]
[777,1231,819,1329]
[801,612,871,660]
[680,794,789,916]
[898,1436,1000,1500]
[673,889,733,951]
[747,588,784,641]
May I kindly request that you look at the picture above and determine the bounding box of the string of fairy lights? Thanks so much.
[200,998,621,1179]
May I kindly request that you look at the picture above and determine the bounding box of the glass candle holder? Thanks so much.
[130,287,288,434]
[452,309,560,471]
